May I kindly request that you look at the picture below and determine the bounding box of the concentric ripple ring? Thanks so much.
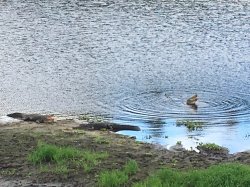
[117,89,250,125]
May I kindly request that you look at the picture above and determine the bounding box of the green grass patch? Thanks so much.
[176,120,204,131]
[123,159,138,175]
[40,163,69,174]
[28,142,108,173]
[98,170,129,187]
[98,160,139,187]
[176,141,182,145]
[197,143,226,151]
[133,163,250,187]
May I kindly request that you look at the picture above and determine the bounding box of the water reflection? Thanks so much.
[145,117,166,138]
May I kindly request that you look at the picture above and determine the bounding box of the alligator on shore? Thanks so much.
[7,113,54,123]
[73,122,140,132]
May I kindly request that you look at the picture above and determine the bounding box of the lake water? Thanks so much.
[0,0,249,153]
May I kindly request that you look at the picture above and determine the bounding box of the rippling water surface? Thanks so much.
[0,0,249,152]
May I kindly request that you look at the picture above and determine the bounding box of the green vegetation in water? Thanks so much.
[197,143,227,151]
[176,120,204,131]
[133,163,250,187]
[98,159,139,187]
[78,114,105,122]
[28,142,108,174]
[176,141,182,145]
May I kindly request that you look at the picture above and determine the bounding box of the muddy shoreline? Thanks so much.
[0,117,250,186]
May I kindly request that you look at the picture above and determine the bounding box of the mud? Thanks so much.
[0,118,249,187]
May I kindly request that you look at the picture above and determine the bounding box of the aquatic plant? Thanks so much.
[176,141,182,145]
[176,120,204,131]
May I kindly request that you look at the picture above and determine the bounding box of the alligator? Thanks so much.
[7,113,54,123]
[73,122,140,132]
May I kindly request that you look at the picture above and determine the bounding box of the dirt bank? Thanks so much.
[0,117,249,187]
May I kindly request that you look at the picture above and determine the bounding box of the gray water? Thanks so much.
[0,0,249,152]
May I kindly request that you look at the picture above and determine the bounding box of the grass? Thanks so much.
[98,160,139,187]
[176,120,204,131]
[98,170,129,187]
[197,143,228,152]
[28,141,108,174]
[123,159,138,175]
[39,164,68,174]
[94,137,110,144]
[133,163,250,187]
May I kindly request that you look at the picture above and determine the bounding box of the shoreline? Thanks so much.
[1,113,249,154]
[0,116,250,186]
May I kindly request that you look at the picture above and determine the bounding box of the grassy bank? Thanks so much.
[133,163,250,187]
[28,141,108,174]
[98,159,139,187]
[0,120,250,186]
[27,141,250,187]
